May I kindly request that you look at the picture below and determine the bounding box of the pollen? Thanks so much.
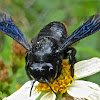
[35,60,74,94]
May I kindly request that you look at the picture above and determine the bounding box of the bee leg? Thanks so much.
[69,47,76,78]
[45,79,57,97]
[25,52,32,79]
[30,80,36,96]
[64,47,76,78]
[25,61,32,80]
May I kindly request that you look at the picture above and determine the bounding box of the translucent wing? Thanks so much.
[60,14,100,51]
[0,13,31,50]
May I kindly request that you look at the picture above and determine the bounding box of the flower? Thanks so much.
[11,40,26,73]
[3,57,100,100]
[0,59,9,81]
[12,40,26,56]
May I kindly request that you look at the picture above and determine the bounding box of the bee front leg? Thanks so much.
[25,62,32,80]
[64,47,76,78]
[25,52,32,80]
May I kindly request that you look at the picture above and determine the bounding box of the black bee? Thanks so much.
[0,13,100,96]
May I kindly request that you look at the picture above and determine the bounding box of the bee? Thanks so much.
[0,13,100,96]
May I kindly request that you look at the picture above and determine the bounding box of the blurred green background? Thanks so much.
[0,0,100,99]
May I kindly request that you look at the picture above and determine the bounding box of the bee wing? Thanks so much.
[60,14,100,51]
[0,13,31,50]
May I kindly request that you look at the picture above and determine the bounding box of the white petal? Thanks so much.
[74,98,85,100]
[40,92,56,100]
[58,94,85,100]
[67,80,100,99]
[68,87,91,98]
[3,81,41,100]
[74,57,100,79]
[3,98,7,100]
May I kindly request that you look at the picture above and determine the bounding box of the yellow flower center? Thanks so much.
[35,60,74,94]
